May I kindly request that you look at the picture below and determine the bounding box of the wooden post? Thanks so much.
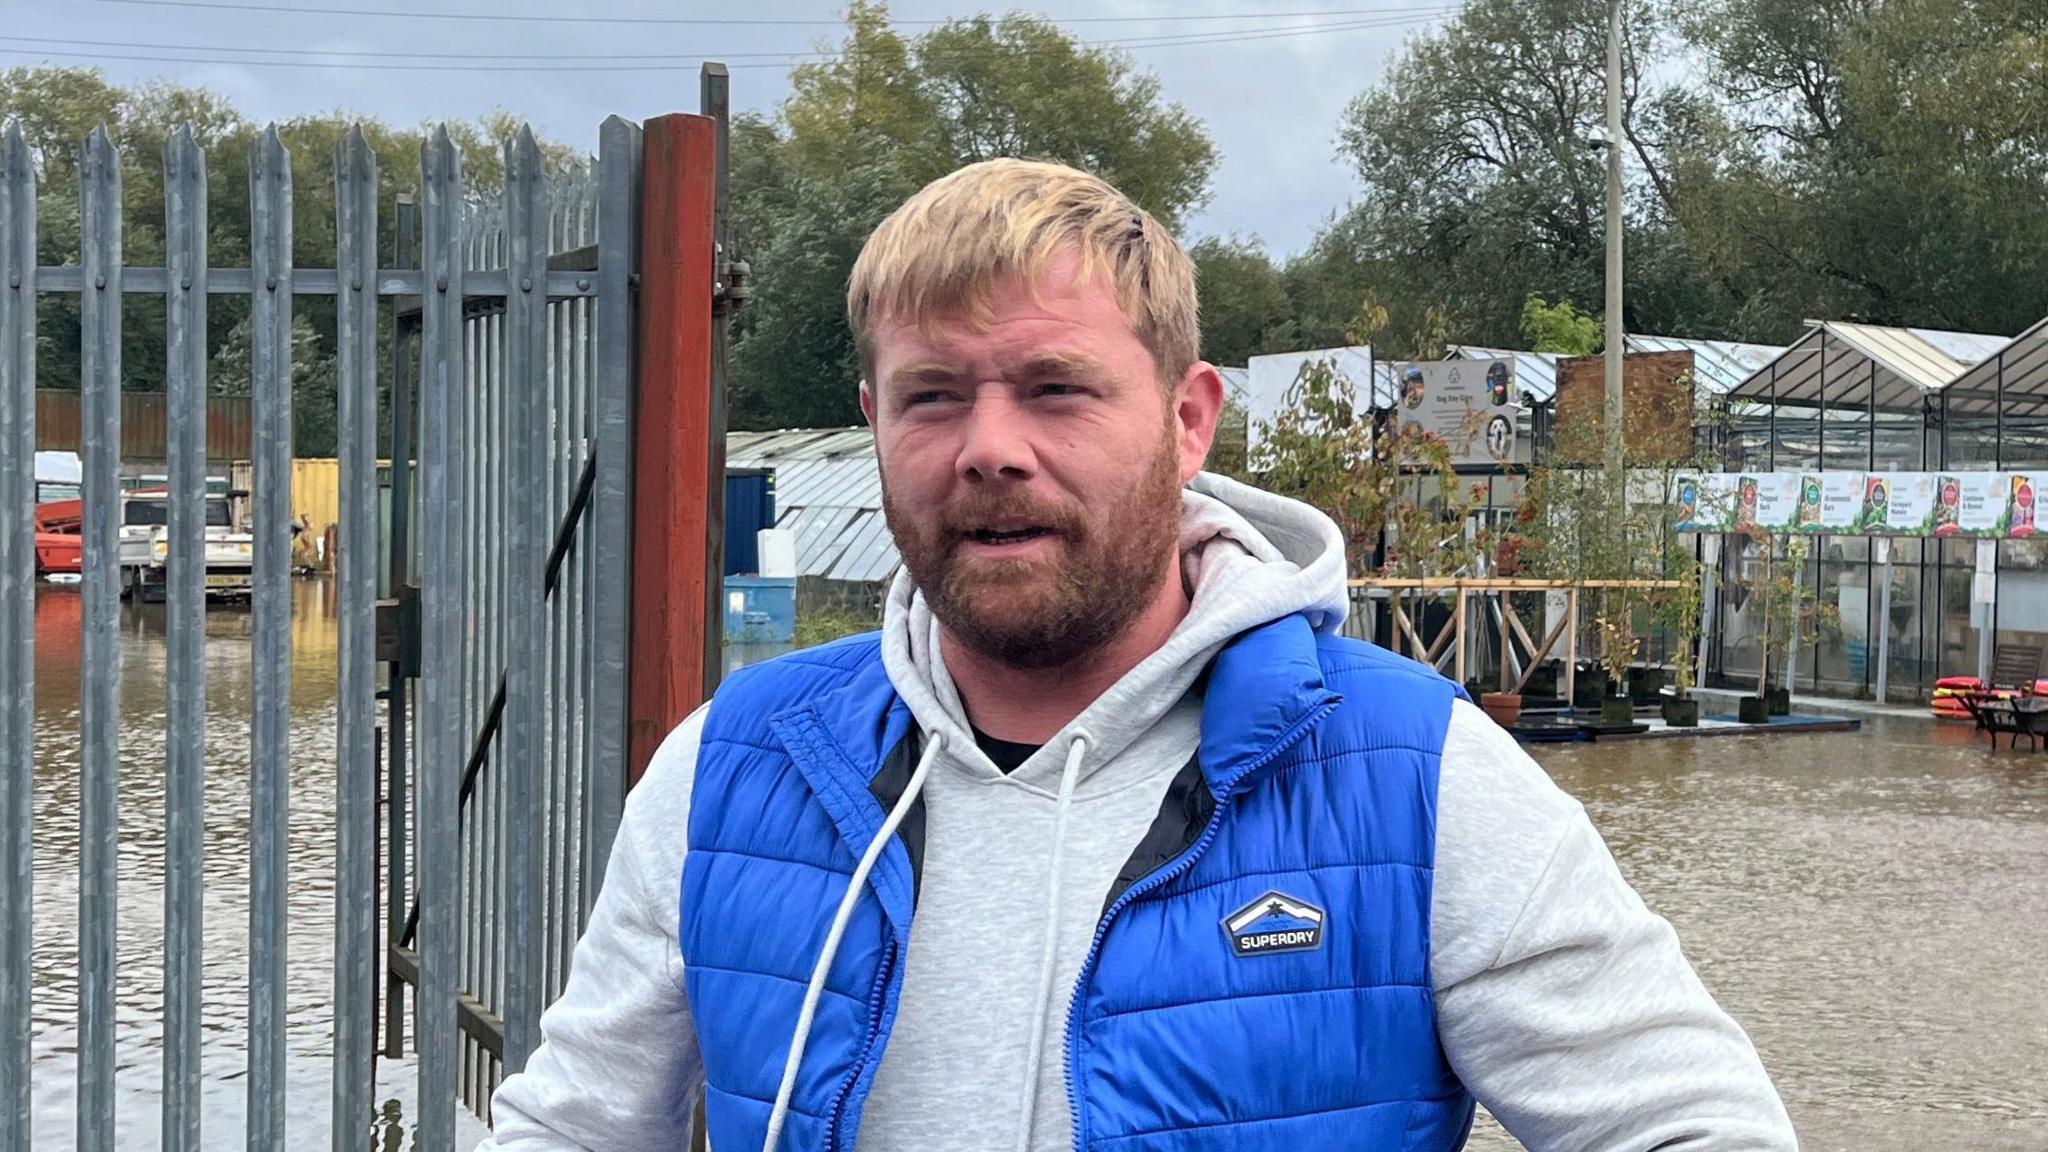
[628,113,719,785]
[1565,587,1579,708]
[1454,587,1468,686]
[1498,590,1512,693]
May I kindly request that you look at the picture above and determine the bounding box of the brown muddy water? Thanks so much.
[22,582,486,1150]
[21,588,2048,1149]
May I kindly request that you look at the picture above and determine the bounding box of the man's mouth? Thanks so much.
[969,526,1050,545]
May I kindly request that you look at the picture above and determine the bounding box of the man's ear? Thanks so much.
[859,379,878,428]
[1173,362,1226,483]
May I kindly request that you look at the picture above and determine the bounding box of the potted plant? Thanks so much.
[1573,664,1606,709]
[1656,546,1707,727]
[1595,595,1640,724]
[1479,689,1523,727]
[1631,666,1672,704]
[1735,530,1838,721]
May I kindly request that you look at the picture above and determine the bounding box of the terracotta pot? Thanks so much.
[1480,692,1523,728]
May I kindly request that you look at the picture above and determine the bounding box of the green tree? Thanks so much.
[1190,235,1289,366]
[728,2,1217,430]
[1519,294,1601,355]
[1675,0,2048,335]
[1310,0,1767,350]
[1,67,579,455]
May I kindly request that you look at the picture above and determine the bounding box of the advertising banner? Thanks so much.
[1676,470,2044,539]
[1789,473,1864,534]
[1390,358,1523,468]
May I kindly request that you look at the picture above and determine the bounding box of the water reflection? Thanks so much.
[25,582,486,1151]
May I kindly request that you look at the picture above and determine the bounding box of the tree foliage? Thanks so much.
[1520,294,1602,356]
[0,66,578,455]
[728,1,1217,430]
[1203,0,2045,365]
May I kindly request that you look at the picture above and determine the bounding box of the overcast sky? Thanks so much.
[7,0,1454,255]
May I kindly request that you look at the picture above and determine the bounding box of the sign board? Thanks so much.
[1388,358,1523,468]
[1244,346,1375,459]
[1552,351,1697,465]
[1675,470,2048,540]
[1786,473,1864,534]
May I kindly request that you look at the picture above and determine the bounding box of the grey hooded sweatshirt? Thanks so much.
[481,473,1797,1152]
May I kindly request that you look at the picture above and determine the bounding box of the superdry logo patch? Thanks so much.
[1223,891,1326,956]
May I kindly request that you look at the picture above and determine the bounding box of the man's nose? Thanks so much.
[955,391,1036,483]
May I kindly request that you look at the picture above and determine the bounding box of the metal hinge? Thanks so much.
[713,241,752,309]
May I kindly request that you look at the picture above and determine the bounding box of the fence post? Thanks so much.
[628,113,719,784]
[76,125,124,1152]
[588,117,642,896]
[162,125,209,1152]
[332,126,380,1149]
[414,126,467,1152]
[0,118,37,1152]
[384,193,417,1060]
[247,124,296,1152]
[500,127,551,1072]
[701,64,732,701]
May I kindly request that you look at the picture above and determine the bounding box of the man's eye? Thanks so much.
[1035,382,1084,397]
[905,390,953,406]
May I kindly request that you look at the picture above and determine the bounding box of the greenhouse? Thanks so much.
[1710,317,2048,702]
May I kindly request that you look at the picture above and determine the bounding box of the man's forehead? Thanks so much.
[877,252,1123,327]
[883,349,1114,383]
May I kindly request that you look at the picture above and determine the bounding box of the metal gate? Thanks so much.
[0,72,730,1149]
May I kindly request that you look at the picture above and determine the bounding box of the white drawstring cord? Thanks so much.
[1011,733,1088,1152]
[761,732,944,1152]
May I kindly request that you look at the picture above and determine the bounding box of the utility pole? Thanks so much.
[1603,0,1625,481]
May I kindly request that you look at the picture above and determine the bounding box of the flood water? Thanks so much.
[22,583,486,1151]
[1472,715,2048,1151]
[19,587,2048,1149]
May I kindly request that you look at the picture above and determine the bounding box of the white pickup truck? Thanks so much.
[121,491,255,601]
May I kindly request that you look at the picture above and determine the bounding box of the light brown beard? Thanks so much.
[884,434,1183,670]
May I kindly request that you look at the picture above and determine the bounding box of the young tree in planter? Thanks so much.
[1234,357,1490,579]
[1735,528,1839,720]
[1227,297,1490,582]
[1226,303,1492,696]
[1515,418,1650,714]
[1654,544,1709,726]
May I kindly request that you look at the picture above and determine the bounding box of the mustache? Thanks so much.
[937,494,1084,537]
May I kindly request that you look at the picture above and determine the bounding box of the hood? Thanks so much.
[880,471,1350,795]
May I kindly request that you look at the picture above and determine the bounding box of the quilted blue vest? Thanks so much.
[680,613,1475,1151]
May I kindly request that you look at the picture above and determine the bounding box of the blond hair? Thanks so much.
[847,158,1198,383]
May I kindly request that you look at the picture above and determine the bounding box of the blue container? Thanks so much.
[724,469,775,576]
[724,575,797,644]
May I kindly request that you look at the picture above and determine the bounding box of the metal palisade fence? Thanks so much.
[0,91,714,1149]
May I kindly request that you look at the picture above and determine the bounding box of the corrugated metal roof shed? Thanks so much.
[1727,321,2010,411]
[1941,313,2048,419]
[829,510,898,584]
[726,427,876,468]
[727,428,898,584]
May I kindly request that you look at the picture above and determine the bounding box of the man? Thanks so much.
[483,159,1797,1152]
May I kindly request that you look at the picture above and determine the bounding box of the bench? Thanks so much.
[1961,643,2046,750]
